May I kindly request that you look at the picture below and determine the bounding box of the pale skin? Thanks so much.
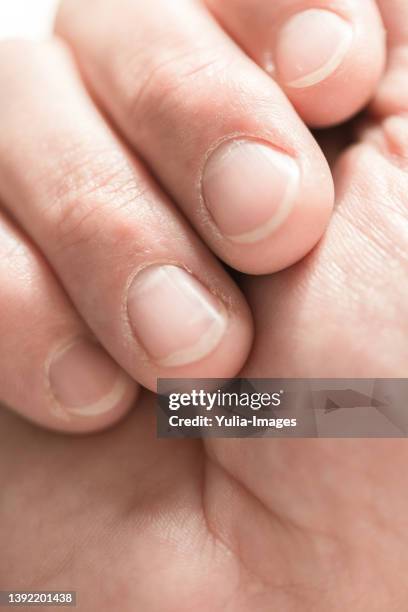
[1,0,408,609]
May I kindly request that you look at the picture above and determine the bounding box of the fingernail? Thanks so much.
[202,140,299,244]
[49,339,130,417]
[127,265,227,367]
[276,9,353,88]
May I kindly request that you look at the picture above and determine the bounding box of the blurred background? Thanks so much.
[0,0,58,41]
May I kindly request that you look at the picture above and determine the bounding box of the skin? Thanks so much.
[0,0,388,432]
[0,0,408,609]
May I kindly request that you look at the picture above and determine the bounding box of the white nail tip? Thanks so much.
[158,312,227,367]
[226,153,299,244]
[66,372,129,417]
[287,15,353,89]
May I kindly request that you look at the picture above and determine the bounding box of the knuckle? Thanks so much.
[54,197,104,255]
[50,148,148,256]
[127,46,228,127]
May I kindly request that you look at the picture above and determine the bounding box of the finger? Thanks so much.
[241,133,408,379]
[56,0,334,275]
[206,0,386,127]
[206,117,408,576]
[0,210,137,433]
[0,39,252,392]
[371,0,408,117]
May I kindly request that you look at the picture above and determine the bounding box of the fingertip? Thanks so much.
[273,3,386,127]
[202,134,335,275]
[133,267,255,389]
[207,0,386,128]
[46,338,139,434]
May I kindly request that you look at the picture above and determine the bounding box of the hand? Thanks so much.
[1,3,408,608]
[0,0,387,432]
[0,410,406,610]
[244,2,408,378]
